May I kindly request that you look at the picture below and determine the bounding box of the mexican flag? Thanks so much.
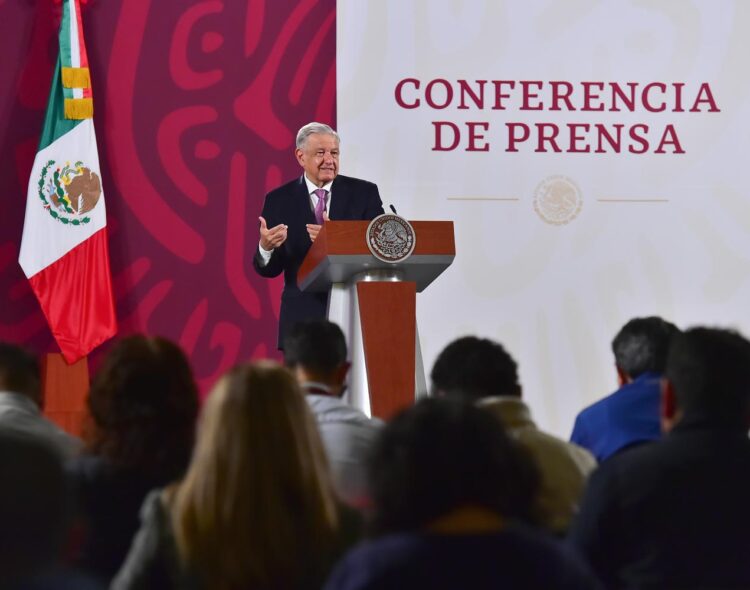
[18,0,116,363]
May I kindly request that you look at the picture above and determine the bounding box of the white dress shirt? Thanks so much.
[303,382,382,507]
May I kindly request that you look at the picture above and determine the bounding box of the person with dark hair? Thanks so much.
[67,335,199,584]
[0,429,69,586]
[570,316,680,461]
[0,341,80,457]
[569,327,750,589]
[325,398,602,590]
[285,320,382,508]
[0,430,100,589]
[431,336,595,534]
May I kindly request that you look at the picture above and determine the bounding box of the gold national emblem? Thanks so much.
[366,214,416,263]
[533,175,583,226]
[37,160,102,226]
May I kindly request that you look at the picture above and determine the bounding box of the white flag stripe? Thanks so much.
[69,2,83,98]
[69,1,83,99]
[69,0,80,69]
[18,119,106,278]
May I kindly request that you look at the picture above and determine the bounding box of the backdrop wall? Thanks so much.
[1,0,336,391]
[337,0,750,436]
[4,1,750,436]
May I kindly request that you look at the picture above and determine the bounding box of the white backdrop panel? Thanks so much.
[337,0,750,437]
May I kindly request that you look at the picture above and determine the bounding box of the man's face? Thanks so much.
[295,133,339,187]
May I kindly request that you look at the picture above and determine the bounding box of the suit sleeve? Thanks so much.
[252,192,287,278]
[365,182,385,220]
[110,491,174,590]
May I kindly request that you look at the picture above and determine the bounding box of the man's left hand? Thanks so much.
[306,211,329,242]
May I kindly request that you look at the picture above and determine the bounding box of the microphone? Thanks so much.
[389,204,398,215]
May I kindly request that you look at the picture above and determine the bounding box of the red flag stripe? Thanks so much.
[28,227,117,363]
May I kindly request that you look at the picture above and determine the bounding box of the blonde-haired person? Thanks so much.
[112,361,362,590]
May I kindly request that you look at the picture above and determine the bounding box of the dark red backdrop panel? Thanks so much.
[0,0,336,393]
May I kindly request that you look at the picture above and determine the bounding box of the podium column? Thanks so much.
[356,280,416,419]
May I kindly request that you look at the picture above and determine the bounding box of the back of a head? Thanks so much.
[172,361,339,588]
[0,431,70,585]
[612,316,680,378]
[86,335,198,474]
[430,336,520,402]
[0,342,41,405]
[368,397,539,535]
[284,320,347,376]
[666,327,750,427]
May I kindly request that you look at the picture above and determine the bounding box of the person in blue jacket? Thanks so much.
[570,316,680,462]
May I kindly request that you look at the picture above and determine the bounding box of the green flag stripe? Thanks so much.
[60,0,74,100]
[38,54,82,152]
[60,0,72,68]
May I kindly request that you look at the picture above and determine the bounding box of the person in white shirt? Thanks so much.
[0,342,81,458]
[284,320,382,509]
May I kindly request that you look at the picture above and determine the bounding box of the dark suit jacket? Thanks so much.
[67,455,186,584]
[568,421,750,589]
[253,174,384,348]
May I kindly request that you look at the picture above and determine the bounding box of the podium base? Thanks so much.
[328,271,426,419]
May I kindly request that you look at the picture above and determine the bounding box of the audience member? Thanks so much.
[0,430,100,589]
[0,342,81,458]
[0,429,70,586]
[431,336,596,534]
[67,335,199,584]
[570,316,679,461]
[569,327,750,589]
[113,361,362,590]
[325,398,602,589]
[284,320,382,508]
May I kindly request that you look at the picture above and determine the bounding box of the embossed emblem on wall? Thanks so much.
[533,175,583,225]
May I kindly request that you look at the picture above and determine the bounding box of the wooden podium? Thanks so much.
[298,220,455,419]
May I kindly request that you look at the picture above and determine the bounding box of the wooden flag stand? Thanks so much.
[41,353,89,437]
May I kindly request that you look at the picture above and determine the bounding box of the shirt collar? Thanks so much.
[301,381,336,396]
[303,174,333,197]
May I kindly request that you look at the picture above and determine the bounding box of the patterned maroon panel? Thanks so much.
[0,0,336,394]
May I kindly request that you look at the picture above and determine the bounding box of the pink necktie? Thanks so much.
[313,189,328,225]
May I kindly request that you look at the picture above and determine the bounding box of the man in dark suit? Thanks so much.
[254,122,384,349]
[569,327,750,589]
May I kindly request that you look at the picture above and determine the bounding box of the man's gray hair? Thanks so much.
[296,122,340,149]
[611,316,680,378]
